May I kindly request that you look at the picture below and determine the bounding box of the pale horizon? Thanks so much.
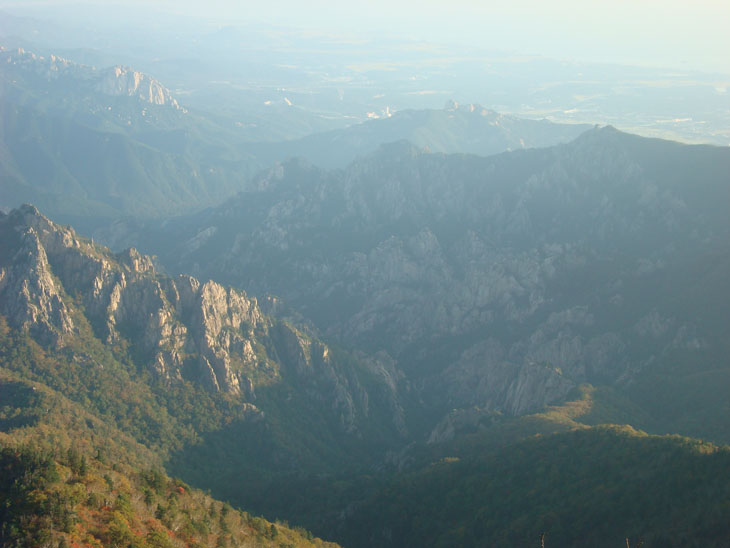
[2,0,730,74]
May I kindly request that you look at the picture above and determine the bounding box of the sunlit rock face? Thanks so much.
[96,66,180,108]
[0,205,407,439]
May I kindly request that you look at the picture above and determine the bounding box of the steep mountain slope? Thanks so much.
[0,205,406,525]
[142,128,730,442]
[0,375,338,548]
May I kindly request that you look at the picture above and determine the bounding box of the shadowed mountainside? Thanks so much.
[135,128,730,442]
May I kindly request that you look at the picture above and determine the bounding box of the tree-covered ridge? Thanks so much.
[0,303,339,547]
[197,385,730,548]
[0,442,338,548]
[335,426,730,548]
[0,325,341,547]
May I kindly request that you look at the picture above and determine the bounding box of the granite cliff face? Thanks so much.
[145,129,730,431]
[0,223,75,347]
[0,205,405,439]
[96,65,180,107]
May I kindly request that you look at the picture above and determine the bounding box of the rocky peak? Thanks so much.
[117,247,154,274]
[1,47,77,80]
[0,224,75,347]
[95,66,180,108]
[0,205,254,391]
[1,47,181,109]
[444,99,498,119]
[6,204,53,231]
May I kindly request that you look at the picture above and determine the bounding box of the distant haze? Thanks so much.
[3,0,729,73]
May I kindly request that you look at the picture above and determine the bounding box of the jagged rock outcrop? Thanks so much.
[441,339,575,416]
[0,205,265,393]
[0,205,405,439]
[0,225,75,346]
[0,47,79,79]
[96,66,180,107]
[1,47,181,108]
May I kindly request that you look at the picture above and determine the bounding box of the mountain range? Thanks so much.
[247,101,591,169]
[130,127,730,445]
[1,46,590,228]
[3,201,730,546]
[2,43,730,548]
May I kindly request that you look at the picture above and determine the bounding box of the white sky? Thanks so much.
[3,0,730,73]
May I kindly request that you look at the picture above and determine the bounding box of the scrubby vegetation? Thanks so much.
[0,443,336,548]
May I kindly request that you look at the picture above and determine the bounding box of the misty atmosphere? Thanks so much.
[0,2,729,547]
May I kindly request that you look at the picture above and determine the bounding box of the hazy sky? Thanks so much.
[3,0,730,73]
